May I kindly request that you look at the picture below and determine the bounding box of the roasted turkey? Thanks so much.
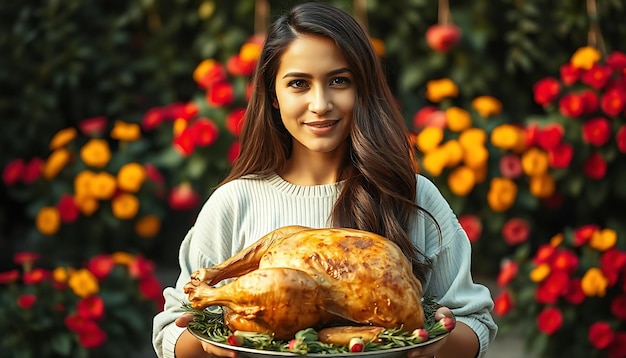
[184,226,425,340]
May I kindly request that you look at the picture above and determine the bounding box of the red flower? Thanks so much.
[78,116,108,137]
[536,123,564,150]
[206,81,235,107]
[564,278,585,304]
[0,269,20,284]
[559,92,585,117]
[533,244,556,265]
[141,107,167,131]
[425,24,462,53]
[580,89,599,115]
[493,291,513,316]
[611,294,626,320]
[17,294,37,309]
[606,50,626,71]
[600,248,626,276]
[144,163,165,186]
[56,194,80,223]
[128,255,155,278]
[458,214,482,243]
[65,313,88,332]
[23,268,49,285]
[536,307,563,335]
[581,64,612,89]
[226,108,246,136]
[22,157,43,184]
[139,275,165,310]
[560,63,581,85]
[196,61,227,90]
[499,154,523,179]
[617,125,626,153]
[413,106,446,129]
[601,88,625,117]
[548,142,574,169]
[536,271,569,304]
[168,183,201,211]
[533,77,561,106]
[14,252,40,266]
[573,224,599,246]
[502,217,530,245]
[583,152,607,179]
[497,259,518,287]
[608,332,626,358]
[227,141,241,164]
[588,321,614,349]
[77,321,107,348]
[582,117,611,146]
[2,158,25,185]
[173,127,196,156]
[226,53,256,76]
[168,101,199,120]
[87,254,114,280]
[77,296,105,320]
[551,250,579,274]
[191,118,219,147]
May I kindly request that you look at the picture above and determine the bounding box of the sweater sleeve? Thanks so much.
[414,176,498,357]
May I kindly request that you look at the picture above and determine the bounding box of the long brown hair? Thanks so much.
[220,2,433,281]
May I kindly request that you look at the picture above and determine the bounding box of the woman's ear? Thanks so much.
[272,100,279,109]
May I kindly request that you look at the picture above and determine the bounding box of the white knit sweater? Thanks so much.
[152,173,498,357]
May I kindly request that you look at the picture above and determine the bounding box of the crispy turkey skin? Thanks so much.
[184,226,425,340]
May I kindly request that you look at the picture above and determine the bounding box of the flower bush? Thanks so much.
[0,251,164,357]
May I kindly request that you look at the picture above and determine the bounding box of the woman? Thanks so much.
[153,2,497,357]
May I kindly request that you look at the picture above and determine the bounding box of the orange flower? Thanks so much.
[589,228,617,251]
[49,127,77,150]
[581,267,608,297]
[463,145,489,170]
[529,173,555,198]
[445,107,472,132]
[110,120,141,141]
[421,149,448,176]
[117,163,146,193]
[240,41,263,62]
[530,263,551,283]
[43,148,72,179]
[52,267,69,284]
[112,252,135,265]
[135,215,161,238]
[425,78,459,103]
[173,118,188,137]
[491,124,523,150]
[89,172,117,200]
[550,233,564,247]
[487,177,518,212]
[74,170,96,197]
[521,147,549,176]
[570,46,601,70]
[447,166,476,196]
[471,96,503,117]
[111,193,139,220]
[369,37,385,57]
[35,206,61,235]
[459,128,487,149]
[74,193,99,216]
[68,268,99,298]
[80,139,111,168]
[415,127,444,153]
[440,140,463,167]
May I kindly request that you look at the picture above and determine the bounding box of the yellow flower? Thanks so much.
[487,177,518,212]
[112,252,135,265]
[530,263,551,283]
[463,145,489,170]
[521,148,549,176]
[471,96,503,117]
[117,162,146,193]
[581,267,608,297]
[52,267,69,284]
[74,170,96,197]
[589,228,617,251]
[369,37,385,57]
[240,42,263,62]
[491,124,523,150]
[80,139,111,168]
[135,215,161,238]
[529,173,555,198]
[415,127,444,153]
[89,172,117,200]
[550,233,563,247]
[49,127,77,150]
[445,107,472,132]
[36,207,61,235]
[74,192,99,216]
[425,78,459,103]
[447,166,476,196]
[421,148,448,176]
[110,120,141,141]
[440,140,463,167]
[459,128,487,149]
[68,268,99,298]
[111,193,139,220]
[173,118,187,137]
[193,59,217,84]
[570,46,601,70]
[43,148,72,179]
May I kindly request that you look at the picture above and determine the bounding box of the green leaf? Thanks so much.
[51,332,73,356]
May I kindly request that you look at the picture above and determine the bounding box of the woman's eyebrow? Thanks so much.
[281,67,351,79]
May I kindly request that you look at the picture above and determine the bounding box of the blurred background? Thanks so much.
[1,0,626,357]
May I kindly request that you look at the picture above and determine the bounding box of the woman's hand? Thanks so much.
[175,313,238,358]
[406,307,456,358]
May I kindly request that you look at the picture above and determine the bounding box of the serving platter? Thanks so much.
[188,327,448,358]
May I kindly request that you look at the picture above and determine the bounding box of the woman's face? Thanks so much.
[274,34,355,157]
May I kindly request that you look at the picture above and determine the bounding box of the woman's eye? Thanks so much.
[288,80,308,88]
[330,77,351,86]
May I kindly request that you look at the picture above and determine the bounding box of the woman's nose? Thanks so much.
[308,87,332,114]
